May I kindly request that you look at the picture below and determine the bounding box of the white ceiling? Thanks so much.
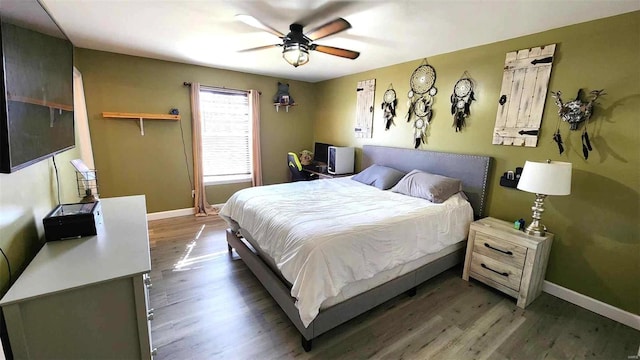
[16,1,640,82]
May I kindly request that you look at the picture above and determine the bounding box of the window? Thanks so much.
[200,87,252,185]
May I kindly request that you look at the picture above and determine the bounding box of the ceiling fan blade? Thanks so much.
[237,44,280,53]
[312,44,360,59]
[305,18,351,41]
[235,14,284,38]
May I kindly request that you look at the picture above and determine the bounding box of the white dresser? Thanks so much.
[0,195,154,359]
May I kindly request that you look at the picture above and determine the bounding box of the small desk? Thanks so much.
[304,168,353,179]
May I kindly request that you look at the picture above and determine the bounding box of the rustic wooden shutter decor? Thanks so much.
[493,44,556,147]
[355,79,376,138]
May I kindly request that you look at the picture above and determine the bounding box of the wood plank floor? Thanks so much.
[148,215,639,359]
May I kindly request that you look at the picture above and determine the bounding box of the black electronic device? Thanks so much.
[0,1,75,173]
[313,142,333,164]
[43,201,102,241]
[499,167,523,188]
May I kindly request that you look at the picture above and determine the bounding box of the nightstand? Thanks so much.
[462,217,553,308]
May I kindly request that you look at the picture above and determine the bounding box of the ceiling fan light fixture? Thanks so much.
[283,42,309,67]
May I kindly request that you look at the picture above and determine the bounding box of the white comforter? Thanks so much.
[219,177,473,327]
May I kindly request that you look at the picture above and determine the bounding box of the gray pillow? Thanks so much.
[351,165,406,190]
[391,169,462,203]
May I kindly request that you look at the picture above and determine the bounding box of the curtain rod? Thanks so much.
[183,82,261,95]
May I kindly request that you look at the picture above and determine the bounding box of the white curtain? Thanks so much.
[250,89,263,187]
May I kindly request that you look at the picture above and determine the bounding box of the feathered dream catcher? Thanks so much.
[450,73,476,132]
[406,59,437,148]
[550,89,605,160]
[381,84,397,130]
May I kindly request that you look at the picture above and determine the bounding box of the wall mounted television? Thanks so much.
[0,0,74,173]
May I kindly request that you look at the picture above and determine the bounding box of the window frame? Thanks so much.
[199,86,253,186]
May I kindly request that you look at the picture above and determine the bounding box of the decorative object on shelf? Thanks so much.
[381,84,397,130]
[170,108,180,115]
[273,82,294,105]
[514,218,526,231]
[450,72,476,132]
[235,15,359,67]
[499,166,523,188]
[493,44,556,147]
[517,160,572,236]
[550,89,605,159]
[406,59,437,148]
[299,150,313,166]
[71,159,99,203]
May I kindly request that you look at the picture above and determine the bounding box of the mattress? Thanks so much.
[219,177,473,327]
[320,241,465,309]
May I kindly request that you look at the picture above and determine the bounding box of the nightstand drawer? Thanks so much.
[473,233,527,269]
[470,253,523,291]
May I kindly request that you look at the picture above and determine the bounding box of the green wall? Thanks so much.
[0,121,83,297]
[74,49,316,212]
[313,12,639,315]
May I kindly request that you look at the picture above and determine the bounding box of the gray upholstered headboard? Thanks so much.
[362,145,492,219]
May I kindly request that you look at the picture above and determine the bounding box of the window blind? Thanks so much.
[200,88,251,178]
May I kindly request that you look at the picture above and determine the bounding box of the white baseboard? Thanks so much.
[543,281,640,331]
[147,207,196,221]
[146,203,225,221]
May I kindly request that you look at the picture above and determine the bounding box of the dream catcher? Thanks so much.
[406,60,437,148]
[450,73,476,132]
[550,89,605,159]
[381,84,397,130]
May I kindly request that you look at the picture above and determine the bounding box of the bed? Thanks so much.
[220,145,492,351]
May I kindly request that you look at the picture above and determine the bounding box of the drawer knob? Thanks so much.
[481,263,509,277]
[484,242,513,255]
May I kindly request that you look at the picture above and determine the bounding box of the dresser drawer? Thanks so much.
[470,253,523,291]
[473,233,527,269]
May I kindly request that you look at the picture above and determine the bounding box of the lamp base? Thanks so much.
[527,193,548,237]
[525,223,547,237]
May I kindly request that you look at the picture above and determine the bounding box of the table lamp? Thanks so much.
[517,160,572,236]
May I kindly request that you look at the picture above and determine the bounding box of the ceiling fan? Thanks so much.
[236,15,360,67]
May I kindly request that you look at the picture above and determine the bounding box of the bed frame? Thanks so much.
[226,145,492,351]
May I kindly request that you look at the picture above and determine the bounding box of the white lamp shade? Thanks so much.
[282,43,309,67]
[517,160,572,195]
